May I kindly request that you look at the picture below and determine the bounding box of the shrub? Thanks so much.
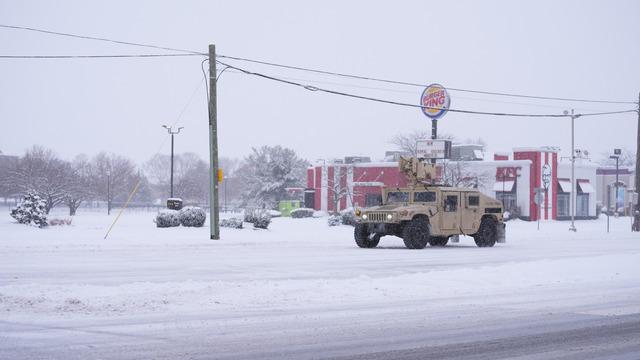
[155,209,181,228]
[340,209,357,226]
[291,208,314,219]
[220,217,243,229]
[10,191,48,228]
[243,208,258,223]
[252,209,271,229]
[327,215,342,227]
[179,206,207,227]
[49,218,73,226]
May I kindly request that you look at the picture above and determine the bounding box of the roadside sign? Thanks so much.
[534,187,544,205]
[420,84,451,120]
[416,139,452,159]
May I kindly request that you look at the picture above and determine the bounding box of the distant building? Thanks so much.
[306,146,598,221]
[451,144,484,161]
[596,166,636,215]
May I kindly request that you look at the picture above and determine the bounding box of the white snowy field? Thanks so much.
[1,209,639,359]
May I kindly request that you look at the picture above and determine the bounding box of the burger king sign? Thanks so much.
[420,83,450,120]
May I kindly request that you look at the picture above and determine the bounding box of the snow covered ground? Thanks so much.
[1,209,639,359]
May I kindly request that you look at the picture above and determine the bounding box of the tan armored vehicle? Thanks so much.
[354,157,506,249]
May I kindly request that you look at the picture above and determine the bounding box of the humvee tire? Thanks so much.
[354,224,380,248]
[474,217,497,247]
[402,217,430,249]
[429,236,449,247]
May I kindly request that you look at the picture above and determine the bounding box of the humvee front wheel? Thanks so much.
[402,217,430,249]
[474,217,497,247]
[429,237,449,247]
[354,224,380,248]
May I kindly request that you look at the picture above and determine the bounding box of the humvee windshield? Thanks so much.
[386,191,409,203]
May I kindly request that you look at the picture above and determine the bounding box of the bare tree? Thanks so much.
[7,146,72,213]
[174,157,209,205]
[441,161,491,189]
[64,154,95,215]
[91,152,140,207]
[390,130,457,157]
[598,148,636,167]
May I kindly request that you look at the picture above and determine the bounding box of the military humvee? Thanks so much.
[354,157,506,249]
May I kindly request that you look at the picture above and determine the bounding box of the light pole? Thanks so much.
[564,109,580,232]
[162,125,183,198]
[106,169,111,215]
[610,149,621,216]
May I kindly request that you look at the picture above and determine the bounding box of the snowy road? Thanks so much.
[1,211,639,359]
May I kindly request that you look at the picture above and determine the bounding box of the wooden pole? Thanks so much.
[208,44,220,239]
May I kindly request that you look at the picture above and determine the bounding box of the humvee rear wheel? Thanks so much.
[402,217,430,249]
[354,224,380,248]
[429,237,449,247]
[474,217,497,248]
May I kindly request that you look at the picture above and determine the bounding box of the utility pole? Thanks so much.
[162,125,183,198]
[633,92,640,231]
[431,119,437,165]
[208,44,220,240]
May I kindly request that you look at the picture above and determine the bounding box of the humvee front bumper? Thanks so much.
[497,223,506,243]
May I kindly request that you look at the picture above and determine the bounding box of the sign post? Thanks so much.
[542,163,551,220]
[420,84,451,164]
[534,187,545,230]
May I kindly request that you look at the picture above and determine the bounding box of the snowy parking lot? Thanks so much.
[1,210,640,359]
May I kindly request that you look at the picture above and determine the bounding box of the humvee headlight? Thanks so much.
[355,208,361,216]
[387,214,393,220]
[362,214,368,220]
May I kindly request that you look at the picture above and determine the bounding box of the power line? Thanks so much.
[217,60,639,119]
[0,24,205,55]
[218,54,638,105]
[219,68,626,113]
[2,24,636,105]
[0,53,204,59]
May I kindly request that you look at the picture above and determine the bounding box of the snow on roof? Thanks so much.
[513,146,560,153]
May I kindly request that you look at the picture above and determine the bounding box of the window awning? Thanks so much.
[558,179,572,193]
[578,181,595,193]
[493,180,515,192]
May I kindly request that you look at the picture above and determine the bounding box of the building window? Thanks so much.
[557,193,569,216]
[577,193,589,217]
[414,191,436,203]
[495,192,517,212]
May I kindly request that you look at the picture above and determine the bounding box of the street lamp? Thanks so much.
[162,125,184,198]
[564,109,581,232]
[610,149,621,216]
[106,169,111,215]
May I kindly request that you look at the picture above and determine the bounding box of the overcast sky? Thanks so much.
[1,0,639,165]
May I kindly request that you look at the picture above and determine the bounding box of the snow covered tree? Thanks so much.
[10,191,48,227]
[236,146,308,208]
